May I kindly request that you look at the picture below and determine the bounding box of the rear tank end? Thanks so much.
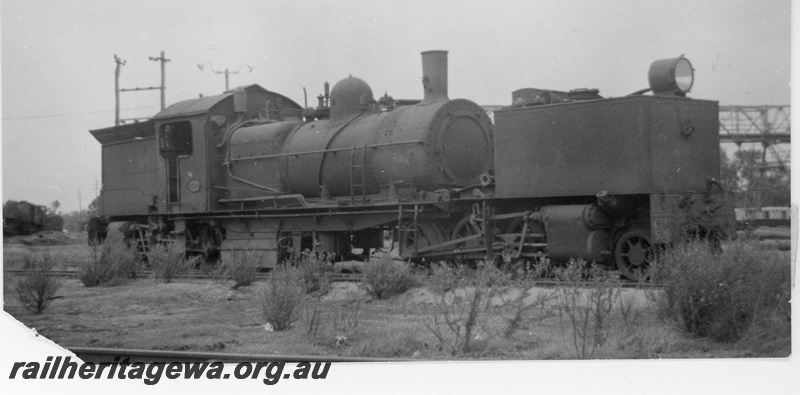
[492,56,735,279]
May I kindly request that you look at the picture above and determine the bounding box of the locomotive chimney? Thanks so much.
[420,50,448,105]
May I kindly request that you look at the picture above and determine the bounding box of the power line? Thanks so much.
[2,105,159,121]
[197,62,253,92]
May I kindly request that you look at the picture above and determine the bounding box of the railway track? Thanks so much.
[3,268,363,282]
[5,268,660,288]
[68,347,406,363]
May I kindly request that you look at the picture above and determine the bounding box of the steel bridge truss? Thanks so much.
[719,105,791,173]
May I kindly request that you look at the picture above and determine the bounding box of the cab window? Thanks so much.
[159,121,192,157]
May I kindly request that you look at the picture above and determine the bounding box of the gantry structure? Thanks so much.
[719,105,791,212]
[719,105,791,171]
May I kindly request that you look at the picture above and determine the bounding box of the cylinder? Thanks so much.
[421,50,448,105]
[542,205,612,263]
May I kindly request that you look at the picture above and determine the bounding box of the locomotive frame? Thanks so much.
[89,50,735,279]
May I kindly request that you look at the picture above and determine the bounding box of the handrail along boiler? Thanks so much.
[89,51,734,279]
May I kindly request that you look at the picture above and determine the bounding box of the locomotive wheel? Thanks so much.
[613,227,653,281]
[450,215,501,267]
[401,221,446,256]
[198,225,222,263]
[451,216,483,249]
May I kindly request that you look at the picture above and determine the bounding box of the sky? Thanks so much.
[1,0,793,213]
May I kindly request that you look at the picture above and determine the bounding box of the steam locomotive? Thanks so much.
[3,200,63,236]
[89,50,734,279]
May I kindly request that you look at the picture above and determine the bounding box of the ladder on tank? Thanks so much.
[350,145,367,205]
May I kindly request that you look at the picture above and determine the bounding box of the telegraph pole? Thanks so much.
[149,50,171,110]
[114,55,126,126]
[197,63,254,92]
[114,50,170,124]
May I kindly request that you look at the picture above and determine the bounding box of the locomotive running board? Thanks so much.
[217,193,313,208]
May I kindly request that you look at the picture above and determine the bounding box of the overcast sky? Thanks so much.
[1,0,793,213]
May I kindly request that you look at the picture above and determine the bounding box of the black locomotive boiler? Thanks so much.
[89,50,734,279]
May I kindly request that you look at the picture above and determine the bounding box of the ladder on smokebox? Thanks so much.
[350,145,367,205]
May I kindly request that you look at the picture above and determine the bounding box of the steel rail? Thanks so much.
[4,269,364,282]
[5,268,661,287]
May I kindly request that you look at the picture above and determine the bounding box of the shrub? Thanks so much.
[361,255,417,299]
[197,258,229,280]
[553,260,619,359]
[302,292,364,346]
[651,240,791,345]
[426,263,466,295]
[501,285,555,340]
[79,239,142,287]
[148,244,197,283]
[15,250,62,314]
[302,302,327,342]
[260,268,305,331]
[297,257,333,296]
[332,296,364,336]
[20,251,37,269]
[424,263,552,355]
[228,250,260,289]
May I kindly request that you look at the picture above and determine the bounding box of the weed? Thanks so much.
[20,251,37,269]
[228,250,260,289]
[361,255,417,299]
[501,288,555,339]
[15,250,62,314]
[302,302,327,342]
[651,240,790,348]
[148,244,197,283]
[298,257,333,296]
[301,293,364,346]
[553,260,619,359]
[332,296,364,336]
[426,263,466,295]
[79,238,141,287]
[348,325,427,358]
[260,267,305,331]
[616,290,645,329]
[424,263,536,355]
[197,258,229,281]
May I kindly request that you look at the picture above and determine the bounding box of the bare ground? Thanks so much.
[3,240,790,360]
